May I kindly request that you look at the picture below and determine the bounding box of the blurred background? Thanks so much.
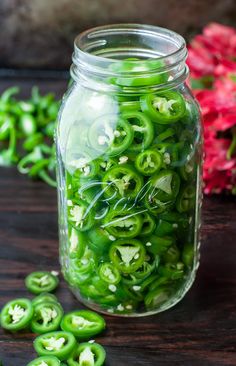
[1,0,236,70]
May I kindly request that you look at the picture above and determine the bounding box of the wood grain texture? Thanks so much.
[0,78,236,365]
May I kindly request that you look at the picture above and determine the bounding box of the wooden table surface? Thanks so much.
[0,77,236,366]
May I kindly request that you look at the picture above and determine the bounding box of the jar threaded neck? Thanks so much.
[71,24,188,92]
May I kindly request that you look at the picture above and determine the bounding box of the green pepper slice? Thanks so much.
[27,356,61,366]
[140,212,156,237]
[87,226,112,253]
[32,293,59,307]
[68,227,86,259]
[162,244,180,264]
[99,263,121,285]
[109,239,146,274]
[19,113,37,136]
[67,342,106,366]
[34,331,77,361]
[68,199,95,232]
[176,185,196,213]
[144,287,170,309]
[182,243,194,267]
[159,262,185,280]
[25,272,59,295]
[88,114,134,157]
[68,247,95,286]
[154,218,176,237]
[122,111,154,152]
[135,149,162,176]
[103,209,142,239]
[70,154,100,180]
[0,298,34,331]
[109,58,168,87]
[60,310,105,339]
[145,235,175,255]
[102,165,143,200]
[140,91,186,124]
[23,132,44,151]
[31,302,64,334]
[120,100,140,112]
[144,170,180,213]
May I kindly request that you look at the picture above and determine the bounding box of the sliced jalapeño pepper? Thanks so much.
[158,262,185,280]
[140,91,186,124]
[149,170,180,202]
[31,302,64,334]
[34,331,77,361]
[102,165,143,200]
[60,310,106,339]
[25,272,59,295]
[109,58,168,87]
[99,263,121,285]
[68,199,95,232]
[123,111,154,152]
[135,149,162,176]
[68,227,86,259]
[109,239,146,274]
[67,342,106,366]
[176,185,196,213]
[103,209,142,238]
[88,114,134,157]
[182,243,194,267]
[145,235,175,255]
[120,100,140,112]
[140,212,156,237]
[27,356,61,366]
[144,287,170,309]
[0,298,33,331]
[32,293,59,307]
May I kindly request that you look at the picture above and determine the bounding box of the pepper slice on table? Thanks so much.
[34,331,77,361]
[27,356,61,366]
[135,149,162,176]
[102,164,143,200]
[60,310,106,339]
[88,114,134,157]
[140,91,186,124]
[103,209,143,238]
[0,298,34,331]
[25,271,59,295]
[31,302,64,334]
[109,239,146,274]
[32,293,59,307]
[122,111,154,152]
[67,342,106,366]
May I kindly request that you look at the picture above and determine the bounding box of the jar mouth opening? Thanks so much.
[75,23,186,64]
[72,24,188,91]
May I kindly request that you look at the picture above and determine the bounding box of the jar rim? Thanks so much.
[75,23,186,63]
[72,23,188,91]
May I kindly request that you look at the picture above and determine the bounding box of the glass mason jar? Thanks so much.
[56,24,202,316]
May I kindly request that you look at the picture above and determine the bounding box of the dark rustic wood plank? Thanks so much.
[0,78,236,365]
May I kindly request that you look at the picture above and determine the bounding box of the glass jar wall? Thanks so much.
[56,24,202,316]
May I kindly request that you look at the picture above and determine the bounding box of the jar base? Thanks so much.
[69,270,198,317]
